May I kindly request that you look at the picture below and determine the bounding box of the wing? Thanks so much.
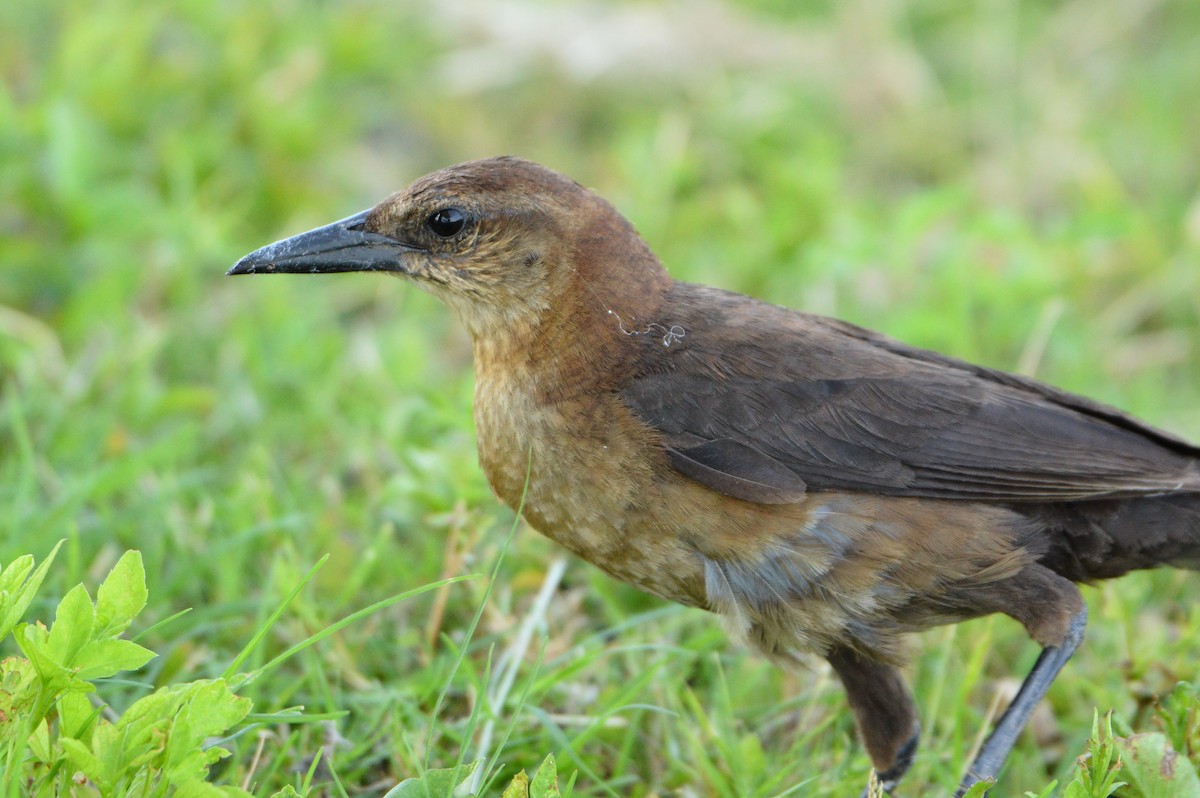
[620,284,1200,505]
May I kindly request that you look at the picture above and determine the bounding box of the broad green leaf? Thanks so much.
[111,687,185,771]
[88,722,124,786]
[16,623,88,694]
[74,638,156,680]
[117,684,197,771]
[1116,732,1200,798]
[175,782,253,798]
[0,542,63,639]
[529,754,560,798]
[118,684,181,734]
[0,556,34,629]
[172,680,252,748]
[95,550,147,638]
[167,744,232,784]
[117,686,187,768]
[45,584,95,667]
[382,762,479,798]
[164,680,252,784]
[501,770,530,798]
[58,690,100,742]
[0,556,34,594]
[61,736,112,793]
[173,782,224,798]
[27,718,52,763]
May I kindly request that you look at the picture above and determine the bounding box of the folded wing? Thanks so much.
[620,284,1200,504]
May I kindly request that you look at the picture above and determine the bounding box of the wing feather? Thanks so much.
[620,284,1200,504]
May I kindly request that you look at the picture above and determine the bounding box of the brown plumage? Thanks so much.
[230,156,1200,795]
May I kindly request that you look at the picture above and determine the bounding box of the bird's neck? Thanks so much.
[477,277,672,398]
[468,253,674,517]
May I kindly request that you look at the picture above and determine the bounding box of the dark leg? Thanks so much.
[827,645,921,795]
[954,606,1087,797]
[939,563,1089,796]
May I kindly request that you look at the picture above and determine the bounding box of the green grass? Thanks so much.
[2,0,1199,795]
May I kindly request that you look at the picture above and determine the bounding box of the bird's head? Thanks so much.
[229,157,668,341]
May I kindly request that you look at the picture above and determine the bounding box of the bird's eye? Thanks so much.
[428,208,467,238]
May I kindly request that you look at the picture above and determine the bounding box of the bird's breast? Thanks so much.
[472,364,710,607]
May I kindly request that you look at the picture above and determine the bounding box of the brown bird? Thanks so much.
[229,156,1200,795]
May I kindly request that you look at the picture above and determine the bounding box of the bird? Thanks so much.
[229,156,1200,795]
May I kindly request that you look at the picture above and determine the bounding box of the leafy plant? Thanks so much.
[0,545,257,797]
[0,545,467,797]
[1113,730,1200,798]
[1156,682,1200,762]
[1048,703,1200,798]
[1062,712,1126,798]
[384,754,562,798]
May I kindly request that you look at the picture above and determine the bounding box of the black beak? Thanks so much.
[227,210,422,276]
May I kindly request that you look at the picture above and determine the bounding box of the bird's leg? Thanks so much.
[954,607,1087,797]
[943,563,1088,796]
[827,645,920,796]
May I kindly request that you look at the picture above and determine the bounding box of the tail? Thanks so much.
[1032,492,1200,581]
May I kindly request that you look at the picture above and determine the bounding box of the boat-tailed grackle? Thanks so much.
[230,157,1200,795]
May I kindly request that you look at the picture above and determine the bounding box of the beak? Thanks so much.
[227,210,422,276]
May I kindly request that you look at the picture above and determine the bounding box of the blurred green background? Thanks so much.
[2,0,1199,795]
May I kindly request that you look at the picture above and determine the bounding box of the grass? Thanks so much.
[2,0,1199,795]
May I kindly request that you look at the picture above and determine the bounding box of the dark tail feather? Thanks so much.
[1031,493,1200,581]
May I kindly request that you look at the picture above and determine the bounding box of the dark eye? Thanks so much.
[428,208,466,238]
